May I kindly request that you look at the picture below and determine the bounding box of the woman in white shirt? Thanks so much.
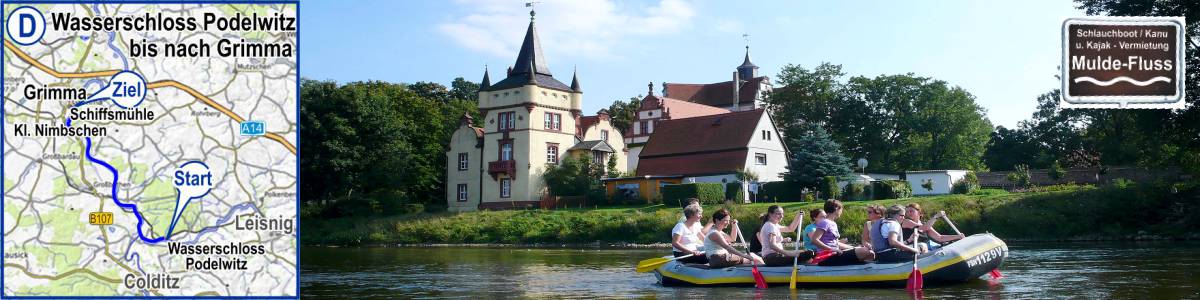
[704,208,764,268]
[671,204,707,264]
[757,205,813,266]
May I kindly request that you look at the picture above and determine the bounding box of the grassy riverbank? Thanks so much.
[302,181,1200,246]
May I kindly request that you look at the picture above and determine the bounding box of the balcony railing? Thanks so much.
[487,160,516,180]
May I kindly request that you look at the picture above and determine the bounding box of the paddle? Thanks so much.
[735,223,768,288]
[635,253,698,273]
[905,228,923,291]
[810,250,836,265]
[790,216,804,289]
[940,213,1003,280]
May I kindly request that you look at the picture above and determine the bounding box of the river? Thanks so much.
[300,241,1200,299]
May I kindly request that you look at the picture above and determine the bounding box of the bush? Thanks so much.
[423,204,447,213]
[1049,160,1066,181]
[1008,164,1033,189]
[1112,178,1135,189]
[662,183,725,205]
[587,188,607,206]
[396,203,425,215]
[873,180,912,199]
[327,196,383,217]
[820,176,840,200]
[843,182,868,201]
[802,193,816,202]
[761,181,805,202]
[725,181,746,203]
[953,171,980,194]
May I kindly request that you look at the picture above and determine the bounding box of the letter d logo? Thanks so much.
[6,6,46,46]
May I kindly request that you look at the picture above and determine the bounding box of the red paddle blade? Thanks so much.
[990,269,1004,280]
[811,250,835,264]
[906,267,923,291]
[752,266,768,289]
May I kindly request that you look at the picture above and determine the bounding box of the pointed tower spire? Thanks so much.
[737,45,759,80]
[570,67,581,92]
[480,65,491,90]
[511,9,552,76]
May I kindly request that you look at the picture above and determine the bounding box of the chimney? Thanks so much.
[732,71,740,112]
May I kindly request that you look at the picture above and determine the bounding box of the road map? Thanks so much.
[2,3,297,297]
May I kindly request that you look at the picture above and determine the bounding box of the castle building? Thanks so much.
[624,46,777,173]
[446,11,627,212]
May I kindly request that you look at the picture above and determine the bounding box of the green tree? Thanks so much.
[606,96,642,136]
[449,77,480,102]
[300,78,479,212]
[606,153,621,178]
[769,63,993,173]
[783,122,852,188]
[543,155,603,196]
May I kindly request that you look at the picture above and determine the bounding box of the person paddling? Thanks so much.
[757,205,815,266]
[671,204,707,264]
[873,205,925,263]
[810,200,875,266]
[900,203,965,252]
[703,209,764,268]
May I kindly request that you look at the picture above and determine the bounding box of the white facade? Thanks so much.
[743,111,789,182]
[906,170,969,196]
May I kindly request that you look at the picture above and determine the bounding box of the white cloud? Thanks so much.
[438,0,695,63]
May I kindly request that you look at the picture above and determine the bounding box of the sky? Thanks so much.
[300,0,1089,128]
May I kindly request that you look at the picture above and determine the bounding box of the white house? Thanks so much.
[906,170,969,196]
[635,109,789,201]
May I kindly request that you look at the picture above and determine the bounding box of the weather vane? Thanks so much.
[526,2,541,18]
[743,33,750,49]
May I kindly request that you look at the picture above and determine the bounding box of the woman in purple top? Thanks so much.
[810,200,875,266]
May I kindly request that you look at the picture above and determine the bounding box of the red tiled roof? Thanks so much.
[639,109,765,158]
[663,76,767,108]
[636,150,748,177]
[639,94,731,119]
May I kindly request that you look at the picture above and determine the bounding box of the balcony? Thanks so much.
[488,160,516,180]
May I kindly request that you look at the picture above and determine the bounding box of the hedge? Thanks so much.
[662,183,725,205]
[873,180,912,199]
[844,182,869,201]
[760,181,805,202]
[725,181,745,203]
[820,176,840,200]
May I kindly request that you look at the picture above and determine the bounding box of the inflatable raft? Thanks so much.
[654,233,1007,287]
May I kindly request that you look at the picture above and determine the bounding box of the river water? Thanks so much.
[300,241,1200,299]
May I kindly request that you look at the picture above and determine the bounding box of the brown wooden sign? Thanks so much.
[1061,17,1185,108]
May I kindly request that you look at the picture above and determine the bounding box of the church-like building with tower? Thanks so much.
[609,45,789,202]
[446,11,628,212]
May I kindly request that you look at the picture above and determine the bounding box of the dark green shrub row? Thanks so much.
[873,180,912,199]
[760,181,806,202]
[725,181,746,203]
[662,183,725,205]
